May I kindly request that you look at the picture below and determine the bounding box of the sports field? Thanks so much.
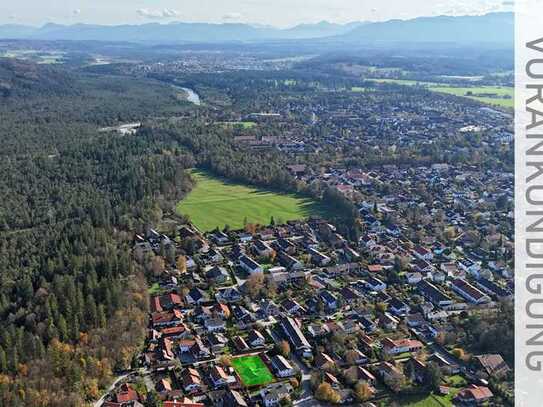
[176,170,328,232]
[231,355,274,387]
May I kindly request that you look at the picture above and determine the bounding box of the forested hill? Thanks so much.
[0,61,197,405]
[0,58,74,97]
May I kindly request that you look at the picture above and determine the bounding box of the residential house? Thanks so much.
[451,279,491,304]
[216,287,242,303]
[405,358,427,383]
[279,317,312,357]
[223,389,248,407]
[314,353,336,370]
[375,362,405,382]
[209,365,236,388]
[205,266,230,284]
[239,255,263,274]
[308,247,332,266]
[382,338,424,355]
[413,246,433,261]
[319,290,338,310]
[474,354,510,379]
[379,313,400,330]
[185,288,209,305]
[271,355,296,377]
[277,251,303,270]
[406,272,423,284]
[260,382,293,407]
[281,299,305,315]
[204,317,226,332]
[366,276,387,291]
[389,297,410,316]
[233,336,250,352]
[458,259,481,278]
[417,280,454,307]
[253,239,274,257]
[247,329,266,347]
[455,385,493,405]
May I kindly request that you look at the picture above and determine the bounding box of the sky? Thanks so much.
[2,0,514,27]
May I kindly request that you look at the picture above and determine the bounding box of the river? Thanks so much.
[177,87,201,105]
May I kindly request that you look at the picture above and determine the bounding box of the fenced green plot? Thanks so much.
[176,170,330,232]
[231,355,274,387]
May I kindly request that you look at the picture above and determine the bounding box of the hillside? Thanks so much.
[0,58,73,97]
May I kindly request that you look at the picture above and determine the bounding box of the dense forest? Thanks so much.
[0,59,196,406]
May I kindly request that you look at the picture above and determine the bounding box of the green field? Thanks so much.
[368,78,513,108]
[368,78,439,86]
[399,390,459,407]
[231,355,274,387]
[176,170,328,231]
[219,121,257,129]
[428,85,514,108]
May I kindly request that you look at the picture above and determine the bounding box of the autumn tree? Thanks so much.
[354,380,373,402]
[176,255,187,273]
[246,272,265,299]
[150,256,165,276]
[278,340,291,357]
[315,382,341,403]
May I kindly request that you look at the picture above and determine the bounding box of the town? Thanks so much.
[0,11,515,407]
[100,199,512,406]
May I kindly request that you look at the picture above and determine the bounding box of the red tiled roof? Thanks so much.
[115,383,139,403]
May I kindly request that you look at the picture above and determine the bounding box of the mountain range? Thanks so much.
[0,12,513,46]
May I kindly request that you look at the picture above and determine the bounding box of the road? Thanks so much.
[267,326,325,406]
[93,372,131,407]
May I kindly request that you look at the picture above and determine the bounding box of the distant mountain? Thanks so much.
[337,12,513,45]
[0,13,513,46]
[0,24,36,38]
[0,21,365,43]
[283,21,367,39]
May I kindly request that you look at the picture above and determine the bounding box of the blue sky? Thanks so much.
[2,0,513,27]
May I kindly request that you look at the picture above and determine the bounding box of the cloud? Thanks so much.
[502,0,514,5]
[72,9,81,16]
[222,12,243,21]
[137,8,181,19]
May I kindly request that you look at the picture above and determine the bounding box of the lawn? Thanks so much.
[148,283,162,295]
[368,78,439,86]
[176,170,329,232]
[368,78,514,108]
[399,389,460,407]
[428,85,514,108]
[231,355,274,387]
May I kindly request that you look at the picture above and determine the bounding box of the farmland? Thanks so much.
[176,170,328,232]
[368,78,513,108]
[218,121,257,129]
[428,85,514,108]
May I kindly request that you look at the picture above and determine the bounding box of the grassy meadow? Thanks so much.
[176,170,328,231]
[367,78,513,108]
